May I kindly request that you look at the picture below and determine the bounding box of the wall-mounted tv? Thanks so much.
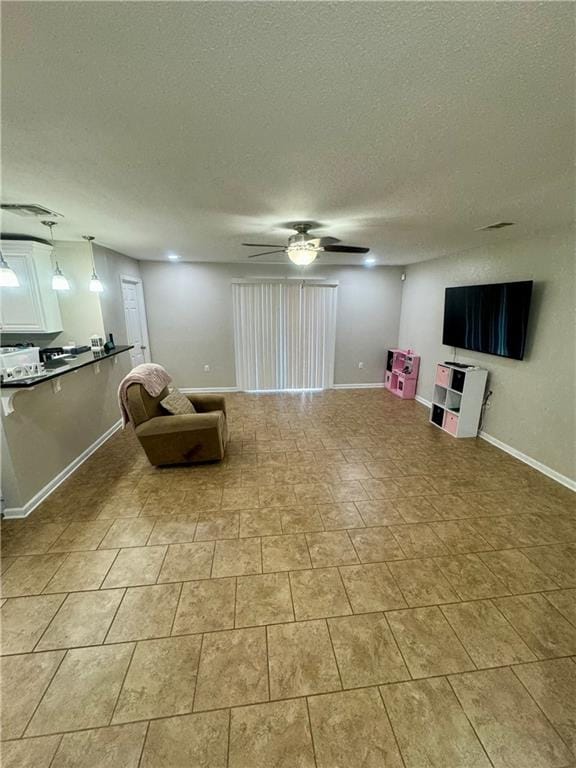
[443,281,533,360]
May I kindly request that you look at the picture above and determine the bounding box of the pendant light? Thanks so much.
[0,249,19,287]
[42,220,70,291]
[83,235,103,292]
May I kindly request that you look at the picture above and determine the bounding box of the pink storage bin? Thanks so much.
[443,411,459,436]
[436,365,451,388]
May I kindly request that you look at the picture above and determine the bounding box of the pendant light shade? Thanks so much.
[42,220,70,291]
[0,250,19,287]
[83,235,103,292]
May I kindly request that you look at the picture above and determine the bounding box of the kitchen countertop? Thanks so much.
[0,345,134,389]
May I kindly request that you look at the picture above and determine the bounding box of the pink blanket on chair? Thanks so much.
[118,363,172,427]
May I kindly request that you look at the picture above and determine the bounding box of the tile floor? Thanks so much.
[1,389,575,767]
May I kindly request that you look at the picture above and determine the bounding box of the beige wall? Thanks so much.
[398,229,575,481]
[2,351,132,511]
[94,244,142,345]
[139,261,404,388]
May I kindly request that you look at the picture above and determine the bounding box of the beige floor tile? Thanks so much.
[479,549,559,593]
[97,499,144,519]
[1,523,68,557]
[387,606,475,678]
[394,496,444,523]
[280,506,324,533]
[106,583,181,643]
[194,511,240,540]
[348,526,405,562]
[98,518,154,548]
[522,544,576,588]
[173,577,236,634]
[441,599,536,668]
[51,723,147,767]
[545,588,576,625]
[331,481,369,502]
[212,537,262,577]
[337,463,372,481]
[262,533,312,571]
[1,594,65,654]
[355,500,405,526]
[449,667,573,768]
[436,553,511,599]
[147,516,197,545]
[339,562,407,613]
[43,550,118,593]
[428,493,483,520]
[36,589,124,650]
[268,619,341,699]
[318,502,364,530]
[328,613,409,687]
[140,710,229,768]
[221,487,260,511]
[49,521,112,552]
[27,643,134,736]
[1,555,17,574]
[293,483,334,504]
[113,635,202,723]
[290,567,352,621]
[513,658,576,755]
[229,698,315,768]
[184,488,223,512]
[306,530,359,567]
[308,687,403,768]
[381,677,491,768]
[236,572,294,627]
[493,593,576,658]
[388,558,459,606]
[102,545,166,588]
[1,734,61,768]
[194,626,268,710]
[389,523,449,558]
[157,541,214,582]
[0,554,66,598]
[430,519,493,553]
[258,486,298,508]
[0,651,65,739]
[239,508,282,537]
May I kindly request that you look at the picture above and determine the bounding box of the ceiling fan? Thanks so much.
[242,221,369,266]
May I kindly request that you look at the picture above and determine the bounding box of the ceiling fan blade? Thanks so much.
[322,245,369,254]
[317,236,341,245]
[247,249,286,258]
[242,242,284,248]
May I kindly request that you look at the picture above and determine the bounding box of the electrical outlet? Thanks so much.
[358,362,364,369]
[203,364,210,373]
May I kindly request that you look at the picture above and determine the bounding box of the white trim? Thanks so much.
[415,395,575,491]
[180,387,239,393]
[332,383,386,389]
[2,419,122,519]
[478,430,576,492]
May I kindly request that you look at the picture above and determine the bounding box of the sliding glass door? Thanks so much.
[232,281,338,391]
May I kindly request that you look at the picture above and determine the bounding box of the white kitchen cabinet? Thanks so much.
[0,240,63,333]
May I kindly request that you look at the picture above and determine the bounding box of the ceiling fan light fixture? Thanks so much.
[286,243,319,266]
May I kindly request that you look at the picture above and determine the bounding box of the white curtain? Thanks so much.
[232,281,338,391]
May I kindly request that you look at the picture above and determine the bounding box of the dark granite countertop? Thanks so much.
[0,345,134,389]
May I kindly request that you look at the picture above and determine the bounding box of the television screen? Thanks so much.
[443,281,533,360]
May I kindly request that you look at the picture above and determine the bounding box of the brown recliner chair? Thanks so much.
[125,384,228,466]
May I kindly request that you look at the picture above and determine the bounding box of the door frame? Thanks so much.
[120,274,151,364]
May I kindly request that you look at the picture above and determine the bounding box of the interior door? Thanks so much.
[121,277,150,367]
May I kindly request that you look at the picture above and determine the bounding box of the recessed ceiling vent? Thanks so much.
[1,203,63,218]
[476,221,516,231]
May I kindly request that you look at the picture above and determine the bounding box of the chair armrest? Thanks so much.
[187,394,227,415]
[135,411,225,437]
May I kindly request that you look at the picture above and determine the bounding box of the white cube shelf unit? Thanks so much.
[430,363,488,438]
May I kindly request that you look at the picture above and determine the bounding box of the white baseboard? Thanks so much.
[2,419,122,519]
[332,383,386,389]
[414,396,575,492]
[180,387,239,393]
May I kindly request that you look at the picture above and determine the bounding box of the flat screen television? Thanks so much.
[443,281,533,360]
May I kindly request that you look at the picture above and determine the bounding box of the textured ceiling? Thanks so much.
[2,2,574,264]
